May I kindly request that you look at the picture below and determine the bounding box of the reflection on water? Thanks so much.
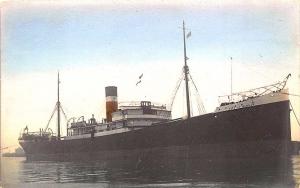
[1,156,300,187]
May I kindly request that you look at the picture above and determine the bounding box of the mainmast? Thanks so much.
[169,22,206,116]
[57,71,61,140]
[183,21,191,119]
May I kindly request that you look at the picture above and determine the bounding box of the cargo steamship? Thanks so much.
[19,22,297,164]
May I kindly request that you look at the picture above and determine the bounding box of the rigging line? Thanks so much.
[189,74,206,113]
[193,89,201,114]
[290,101,300,128]
[44,104,58,132]
[0,146,9,150]
[169,72,184,110]
[236,61,274,81]
[188,74,200,113]
[0,145,18,150]
[60,105,68,120]
[282,92,300,97]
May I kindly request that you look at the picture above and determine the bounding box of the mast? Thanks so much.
[230,57,233,99]
[57,71,61,140]
[182,21,191,119]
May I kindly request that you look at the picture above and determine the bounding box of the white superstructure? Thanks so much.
[65,101,171,140]
[112,101,171,127]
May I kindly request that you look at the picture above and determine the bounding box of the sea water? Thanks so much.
[1,156,300,188]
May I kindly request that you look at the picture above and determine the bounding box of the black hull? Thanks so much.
[20,100,292,162]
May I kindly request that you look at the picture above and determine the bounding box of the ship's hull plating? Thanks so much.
[20,100,291,162]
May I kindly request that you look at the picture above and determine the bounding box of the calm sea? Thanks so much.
[1,156,300,188]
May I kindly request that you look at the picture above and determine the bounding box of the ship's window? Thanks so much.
[143,108,157,115]
[141,101,151,107]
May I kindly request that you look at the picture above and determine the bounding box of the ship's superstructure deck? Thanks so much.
[64,101,171,140]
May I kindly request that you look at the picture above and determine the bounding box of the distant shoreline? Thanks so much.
[2,153,25,157]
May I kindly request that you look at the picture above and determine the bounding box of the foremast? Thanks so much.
[42,72,67,139]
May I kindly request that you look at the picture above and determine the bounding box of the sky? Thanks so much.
[1,0,300,151]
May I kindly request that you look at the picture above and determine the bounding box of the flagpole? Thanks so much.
[183,21,191,119]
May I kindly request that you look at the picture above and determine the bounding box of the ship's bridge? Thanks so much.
[112,101,171,127]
